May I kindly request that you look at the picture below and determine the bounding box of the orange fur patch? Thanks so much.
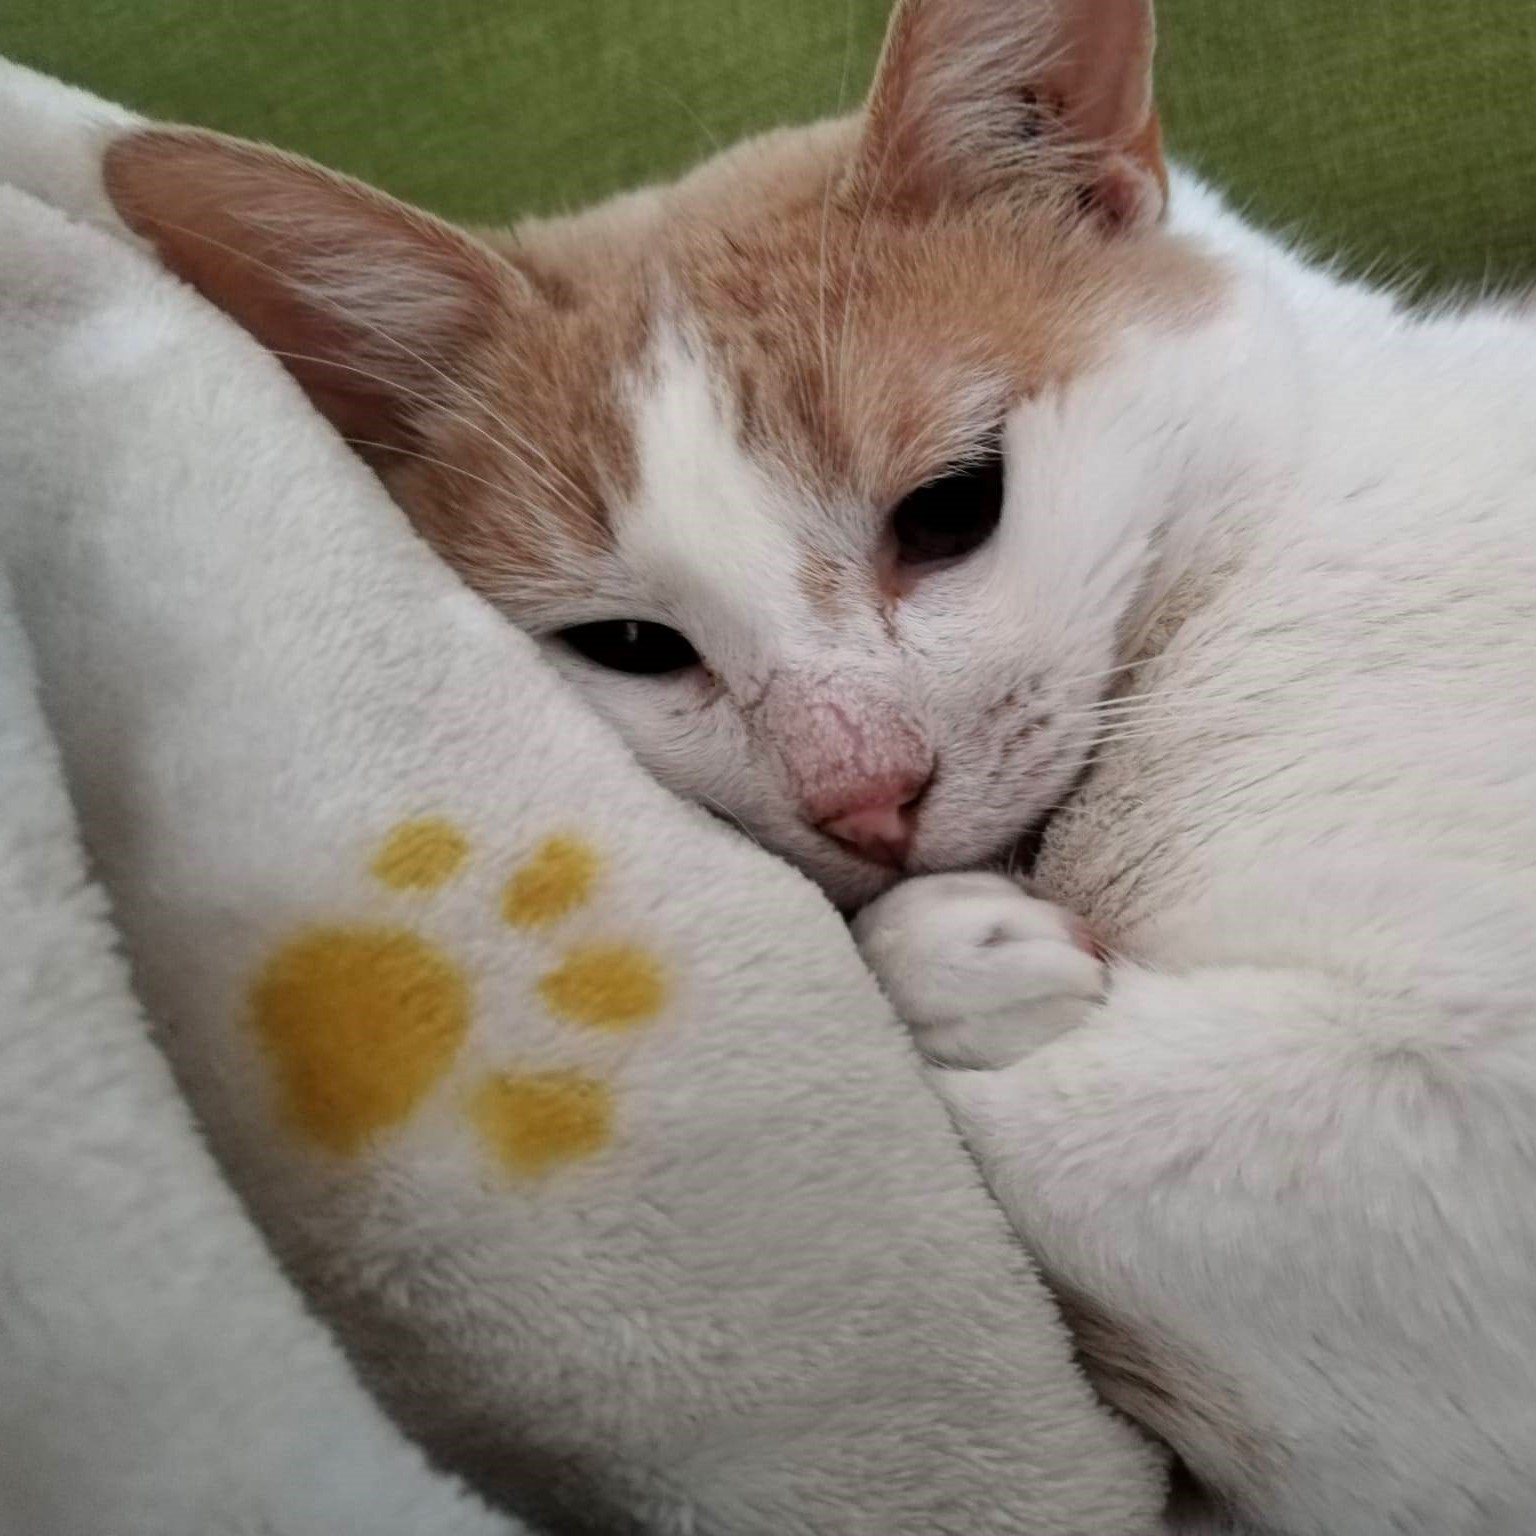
[411,118,1215,617]
[106,26,1215,632]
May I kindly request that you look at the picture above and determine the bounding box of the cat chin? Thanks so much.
[761,794,1061,909]
[802,829,1048,915]
[803,852,906,914]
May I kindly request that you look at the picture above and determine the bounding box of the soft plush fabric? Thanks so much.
[0,84,524,1534]
[4,1,1534,294]
[0,568,523,1536]
[0,60,1169,1536]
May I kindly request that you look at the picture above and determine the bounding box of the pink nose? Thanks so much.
[816,773,931,868]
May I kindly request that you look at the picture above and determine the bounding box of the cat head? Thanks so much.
[106,0,1228,906]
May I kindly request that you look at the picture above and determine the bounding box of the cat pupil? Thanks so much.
[890,450,1005,566]
[559,619,701,676]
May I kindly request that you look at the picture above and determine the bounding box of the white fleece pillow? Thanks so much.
[0,59,1167,1536]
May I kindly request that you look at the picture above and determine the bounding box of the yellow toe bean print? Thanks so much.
[370,817,471,891]
[251,924,468,1155]
[501,833,599,928]
[247,821,668,1177]
[538,944,665,1029]
[468,1069,613,1175]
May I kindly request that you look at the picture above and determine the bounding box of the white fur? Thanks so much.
[18,13,1536,1531]
[849,171,1536,1533]
[620,323,807,623]
[527,85,1536,1534]
[501,96,1536,1532]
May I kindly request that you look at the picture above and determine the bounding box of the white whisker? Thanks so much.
[817,0,858,397]
[1048,657,1152,692]
[339,436,523,502]
[264,347,576,519]
[146,216,591,517]
[694,791,768,851]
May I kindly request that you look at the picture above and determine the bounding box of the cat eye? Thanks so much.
[889,448,1005,567]
[558,619,702,675]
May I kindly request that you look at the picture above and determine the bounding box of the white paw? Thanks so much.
[850,873,1106,1068]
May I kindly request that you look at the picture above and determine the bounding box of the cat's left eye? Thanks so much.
[890,448,1005,567]
[558,620,702,676]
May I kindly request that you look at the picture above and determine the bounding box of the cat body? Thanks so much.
[858,173,1536,1531]
[101,0,1536,1529]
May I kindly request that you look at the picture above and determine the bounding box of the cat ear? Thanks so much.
[104,128,527,450]
[853,0,1166,229]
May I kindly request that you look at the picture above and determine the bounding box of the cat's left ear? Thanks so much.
[853,0,1167,229]
[103,127,529,455]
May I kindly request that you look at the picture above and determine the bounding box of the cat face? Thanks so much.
[105,0,1218,905]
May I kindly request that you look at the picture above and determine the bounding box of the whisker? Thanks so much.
[1047,657,1151,692]
[835,109,907,419]
[645,77,720,153]
[1085,728,1189,750]
[1060,703,1188,727]
[1078,710,1207,737]
[694,791,768,851]
[340,435,525,501]
[1071,679,1286,721]
[1075,693,1177,713]
[265,347,575,516]
[1063,680,1275,718]
[817,0,858,397]
[1073,693,1195,716]
[142,215,591,515]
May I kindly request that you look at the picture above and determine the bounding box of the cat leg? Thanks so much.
[927,964,1536,1536]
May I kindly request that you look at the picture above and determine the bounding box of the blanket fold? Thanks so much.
[0,58,1165,1536]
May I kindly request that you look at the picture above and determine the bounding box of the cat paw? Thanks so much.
[850,872,1105,1069]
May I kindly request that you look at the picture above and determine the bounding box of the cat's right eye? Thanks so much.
[558,620,702,676]
[889,449,1005,567]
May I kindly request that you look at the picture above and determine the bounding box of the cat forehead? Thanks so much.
[417,122,1215,616]
[618,324,825,634]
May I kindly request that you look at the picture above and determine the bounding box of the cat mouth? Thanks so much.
[693,769,1072,910]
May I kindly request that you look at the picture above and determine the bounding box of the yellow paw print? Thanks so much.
[247,819,665,1176]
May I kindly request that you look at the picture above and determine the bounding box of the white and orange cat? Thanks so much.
[103,0,1536,1530]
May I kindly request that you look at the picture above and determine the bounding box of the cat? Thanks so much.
[101,0,1536,1530]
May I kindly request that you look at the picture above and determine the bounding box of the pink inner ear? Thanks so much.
[1049,0,1166,225]
[1051,0,1158,147]
[1093,111,1170,229]
[852,0,1166,227]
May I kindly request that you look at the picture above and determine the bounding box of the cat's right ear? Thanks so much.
[104,128,530,453]
[852,0,1166,229]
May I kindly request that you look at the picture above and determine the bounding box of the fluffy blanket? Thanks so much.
[0,60,1166,1536]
